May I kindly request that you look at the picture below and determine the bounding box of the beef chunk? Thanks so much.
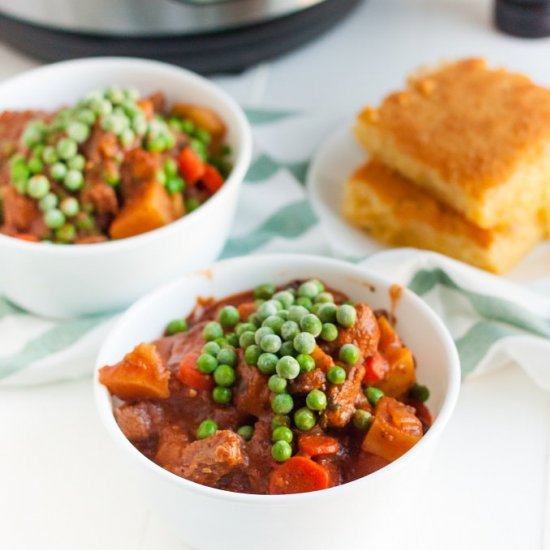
[167,322,207,375]
[234,355,271,418]
[154,424,190,468]
[245,420,275,494]
[1,186,41,233]
[321,363,365,428]
[114,402,164,442]
[289,368,326,394]
[170,430,246,486]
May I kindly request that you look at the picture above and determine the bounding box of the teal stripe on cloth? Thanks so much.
[0,297,26,320]
[408,268,550,338]
[246,155,309,186]
[0,314,111,379]
[455,322,518,378]
[244,108,298,125]
[221,199,318,258]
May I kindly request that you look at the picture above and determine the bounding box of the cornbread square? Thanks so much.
[354,58,550,229]
[343,160,543,273]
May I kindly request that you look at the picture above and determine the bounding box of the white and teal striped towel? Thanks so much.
[1,109,549,389]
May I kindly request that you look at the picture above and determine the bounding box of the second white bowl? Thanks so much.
[0,57,252,318]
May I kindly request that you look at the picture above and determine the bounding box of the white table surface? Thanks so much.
[1,1,549,548]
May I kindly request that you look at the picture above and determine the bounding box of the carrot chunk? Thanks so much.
[237,301,256,320]
[178,147,206,185]
[364,351,389,385]
[298,435,340,457]
[202,164,224,194]
[268,456,330,495]
[177,352,214,392]
[13,233,39,242]
[99,343,170,400]
[311,345,334,371]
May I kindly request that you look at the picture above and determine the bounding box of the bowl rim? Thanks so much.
[94,253,461,503]
[0,56,252,255]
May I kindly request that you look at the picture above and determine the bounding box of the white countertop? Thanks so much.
[1,1,549,548]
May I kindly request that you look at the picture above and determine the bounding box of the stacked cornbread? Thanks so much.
[343,58,550,273]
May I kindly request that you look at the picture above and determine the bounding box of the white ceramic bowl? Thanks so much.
[94,254,460,550]
[0,58,252,318]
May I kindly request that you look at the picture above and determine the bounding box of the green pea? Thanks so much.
[272,440,292,462]
[217,347,237,367]
[272,426,293,444]
[235,322,256,337]
[277,310,289,321]
[294,407,316,431]
[68,154,85,171]
[67,121,90,144]
[196,419,218,439]
[168,118,183,132]
[327,366,347,385]
[239,331,256,349]
[166,318,188,335]
[42,145,58,165]
[297,354,315,373]
[319,323,338,342]
[133,115,148,136]
[315,292,334,304]
[191,139,207,160]
[353,409,373,430]
[202,341,221,356]
[273,290,294,309]
[50,162,67,181]
[276,356,300,380]
[280,320,300,341]
[106,86,125,105]
[365,386,384,407]
[218,305,240,328]
[260,334,282,354]
[212,386,232,405]
[339,343,360,365]
[21,121,46,148]
[59,197,79,217]
[279,341,296,357]
[39,193,58,212]
[194,127,211,144]
[124,87,140,102]
[197,353,217,374]
[10,155,30,185]
[248,313,262,327]
[254,326,274,346]
[237,425,254,441]
[225,332,239,347]
[318,303,338,323]
[28,157,44,175]
[300,313,323,336]
[44,208,65,229]
[288,305,309,324]
[55,223,76,243]
[271,414,290,430]
[257,300,282,321]
[75,213,95,231]
[56,138,78,160]
[262,315,284,334]
[298,280,321,300]
[306,389,327,411]
[337,304,357,328]
[409,383,430,403]
[293,332,316,355]
[244,344,261,366]
[258,353,278,375]
[64,169,84,191]
[76,108,96,126]
[268,374,287,394]
[203,321,223,342]
[271,393,294,415]
[166,176,185,194]
[296,297,313,310]
[254,283,276,300]
[163,157,178,177]
[213,364,236,387]
[180,119,195,134]
[27,175,50,199]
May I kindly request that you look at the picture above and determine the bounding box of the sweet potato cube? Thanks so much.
[376,346,416,398]
[171,103,226,140]
[99,343,170,400]
[109,180,175,239]
[362,397,422,462]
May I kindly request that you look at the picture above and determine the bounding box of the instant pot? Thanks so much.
[0,0,361,73]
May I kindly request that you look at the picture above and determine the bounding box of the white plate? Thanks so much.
[306,122,550,284]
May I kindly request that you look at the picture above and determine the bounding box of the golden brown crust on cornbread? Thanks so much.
[343,159,543,273]
[355,58,550,229]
